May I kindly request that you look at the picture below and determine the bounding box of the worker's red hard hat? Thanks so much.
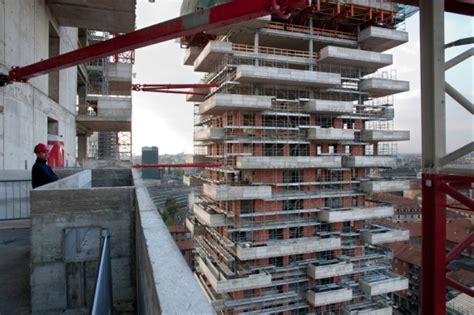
[34,143,49,153]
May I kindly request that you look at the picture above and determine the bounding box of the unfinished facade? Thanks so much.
[184,1,413,313]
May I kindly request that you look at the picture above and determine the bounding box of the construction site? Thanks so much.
[0,0,472,314]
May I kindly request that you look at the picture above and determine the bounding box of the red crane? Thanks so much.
[132,83,218,96]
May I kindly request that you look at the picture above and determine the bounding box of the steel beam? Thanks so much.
[133,163,220,168]
[439,142,474,167]
[6,0,285,82]
[445,82,474,114]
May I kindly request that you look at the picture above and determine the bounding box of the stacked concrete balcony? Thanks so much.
[359,272,409,296]
[197,257,271,293]
[361,180,411,193]
[342,156,397,168]
[203,183,272,201]
[360,130,410,142]
[303,99,353,115]
[199,94,273,115]
[194,128,225,141]
[194,204,226,227]
[342,300,392,315]
[306,286,353,307]
[318,46,392,70]
[194,41,233,72]
[358,26,409,52]
[76,96,132,132]
[237,156,341,169]
[307,261,353,279]
[236,237,341,260]
[307,128,355,142]
[184,46,204,65]
[360,224,409,245]
[360,78,409,97]
[318,205,394,223]
[235,65,341,88]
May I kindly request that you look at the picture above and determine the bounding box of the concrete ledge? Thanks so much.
[307,128,354,142]
[360,225,409,245]
[306,287,352,307]
[361,180,411,193]
[203,183,272,201]
[360,78,409,98]
[319,205,394,223]
[35,169,91,190]
[360,130,410,142]
[358,26,408,52]
[237,156,342,169]
[199,94,273,115]
[342,156,396,168]
[359,274,409,296]
[303,99,353,114]
[318,46,392,69]
[307,262,353,279]
[133,170,214,314]
[194,204,226,227]
[194,127,225,141]
[194,41,233,72]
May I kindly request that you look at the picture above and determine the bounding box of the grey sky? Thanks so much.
[132,1,473,155]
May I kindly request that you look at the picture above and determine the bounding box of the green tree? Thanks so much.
[162,197,178,226]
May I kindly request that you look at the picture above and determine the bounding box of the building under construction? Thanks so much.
[184,1,416,313]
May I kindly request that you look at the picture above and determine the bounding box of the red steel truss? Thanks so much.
[132,83,218,96]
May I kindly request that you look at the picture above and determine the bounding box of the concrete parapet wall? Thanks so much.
[36,169,92,189]
[359,276,409,296]
[194,40,232,72]
[82,159,131,170]
[308,262,353,280]
[361,180,411,193]
[194,127,225,141]
[360,228,409,245]
[97,96,132,118]
[237,156,342,169]
[235,65,341,88]
[306,287,353,307]
[30,176,136,313]
[319,46,392,69]
[319,205,394,223]
[199,94,273,115]
[342,156,396,168]
[236,237,341,260]
[360,130,410,141]
[303,99,353,114]
[307,127,355,141]
[194,204,226,227]
[203,183,272,200]
[133,170,214,314]
[197,257,271,293]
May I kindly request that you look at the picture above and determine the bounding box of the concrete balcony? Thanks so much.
[303,99,353,115]
[199,94,273,115]
[342,156,396,168]
[183,175,203,187]
[307,128,355,142]
[76,96,132,132]
[197,257,271,293]
[185,216,206,237]
[360,78,409,97]
[342,300,392,315]
[361,180,411,193]
[318,46,392,70]
[360,224,409,245]
[360,130,410,142]
[236,237,341,260]
[235,65,340,88]
[237,156,342,169]
[184,46,203,66]
[194,128,225,141]
[107,63,133,95]
[307,261,353,280]
[193,204,226,227]
[203,183,272,201]
[318,205,394,223]
[358,26,409,52]
[194,41,233,72]
[307,286,352,307]
[47,0,135,33]
[359,272,409,296]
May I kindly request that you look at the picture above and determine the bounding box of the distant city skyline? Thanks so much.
[132,2,473,155]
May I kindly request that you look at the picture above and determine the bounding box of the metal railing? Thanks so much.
[0,179,31,220]
[91,229,113,315]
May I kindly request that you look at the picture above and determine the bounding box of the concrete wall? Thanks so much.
[307,128,355,141]
[237,156,342,169]
[133,170,214,314]
[30,170,136,313]
[0,0,78,170]
[194,127,225,141]
[306,288,353,307]
[194,203,226,227]
[203,183,272,200]
[359,276,409,296]
[199,94,273,115]
[318,206,394,223]
[307,262,353,280]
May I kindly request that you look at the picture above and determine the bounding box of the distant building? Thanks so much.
[142,146,160,179]
[168,225,195,268]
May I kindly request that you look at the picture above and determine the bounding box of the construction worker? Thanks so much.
[32,143,59,188]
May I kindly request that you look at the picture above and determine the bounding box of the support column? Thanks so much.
[77,134,87,164]
[254,31,259,66]
[420,0,447,314]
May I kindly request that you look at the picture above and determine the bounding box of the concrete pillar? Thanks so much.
[254,31,259,66]
[77,134,87,164]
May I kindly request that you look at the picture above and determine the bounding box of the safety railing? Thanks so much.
[0,177,31,220]
[265,21,357,41]
[91,229,113,315]
[232,43,319,59]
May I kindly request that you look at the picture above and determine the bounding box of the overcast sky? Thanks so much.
[131,1,473,155]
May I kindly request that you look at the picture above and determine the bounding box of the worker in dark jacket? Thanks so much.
[32,143,59,188]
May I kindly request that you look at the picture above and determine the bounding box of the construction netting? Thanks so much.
[180,0,232,16]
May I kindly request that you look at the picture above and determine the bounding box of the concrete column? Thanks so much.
[309,18,314,71]
[77,134,87,164]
